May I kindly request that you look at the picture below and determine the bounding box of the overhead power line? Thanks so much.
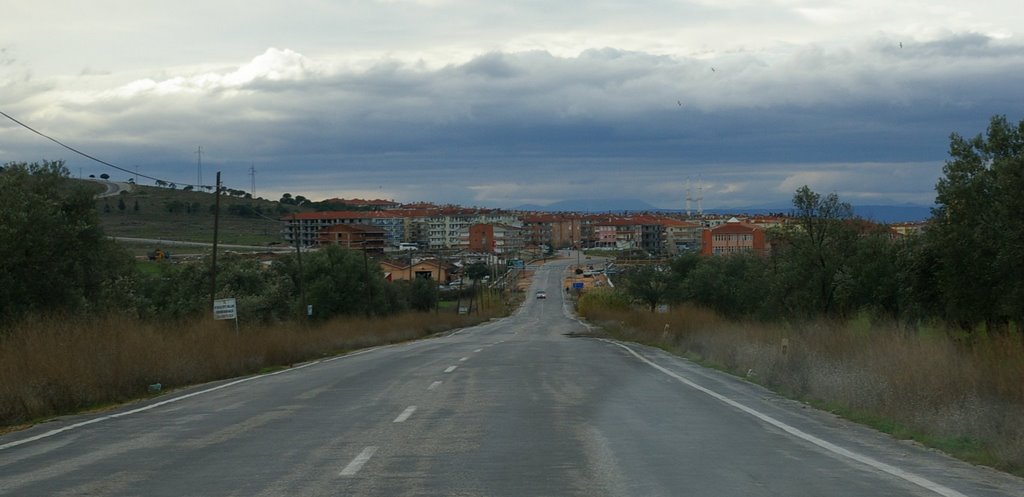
[1,109,214,190]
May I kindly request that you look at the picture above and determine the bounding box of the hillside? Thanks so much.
[93,183,296,246]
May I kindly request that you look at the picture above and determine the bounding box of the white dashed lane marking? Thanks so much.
[428,381,442,390]
[393,406,417,423]
[444,366,457,373]
[340,446,378,476]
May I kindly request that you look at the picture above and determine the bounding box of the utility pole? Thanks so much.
[292,213,306,321]
[210,172,222,309]
[363,243,374,317]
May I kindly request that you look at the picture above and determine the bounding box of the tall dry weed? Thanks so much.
[0,308,500,427]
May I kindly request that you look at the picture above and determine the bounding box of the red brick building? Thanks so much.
[700,218,768,256]
[465,223,526,254]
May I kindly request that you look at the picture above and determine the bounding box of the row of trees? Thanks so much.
[133,246,440,323]
[0,161,448,327]
[622,115,1024,336]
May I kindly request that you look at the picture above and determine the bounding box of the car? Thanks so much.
[535,291,547,299]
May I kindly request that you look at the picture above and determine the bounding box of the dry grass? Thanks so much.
[580,299,1024,475]
[0,309,500,427]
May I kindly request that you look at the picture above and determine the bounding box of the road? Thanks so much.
[87,179,133,198]
[2,258,1023,496]
[110,236,294,252]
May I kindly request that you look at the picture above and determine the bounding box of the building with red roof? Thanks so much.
[700,218,768,256]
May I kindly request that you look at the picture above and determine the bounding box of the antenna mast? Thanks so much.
[249,163,256,198]
[196,146,203,186]
[685,178,692,217]
[697,177,704,216]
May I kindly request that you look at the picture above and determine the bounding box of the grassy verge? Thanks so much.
[578,290,1024,476]
[0,309,502,428]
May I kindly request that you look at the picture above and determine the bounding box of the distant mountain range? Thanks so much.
[516,198,660,213]
[514,199,933,223]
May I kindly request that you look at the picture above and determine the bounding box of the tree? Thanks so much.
[623,264,671,312]
[684,252,774,319]
[465,262,490,282]
[165,200,186,214]
[299,246,390,319]
[133,199,140,213]
[409,277,439,312]
[117,197,126,213]
[666,252,701,302]
[99,173,109,180]
[0,161,133,323]
[775,186,857,317]
[928,115,1024,333]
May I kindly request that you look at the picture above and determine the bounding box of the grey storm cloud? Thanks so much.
[3,29,1024,208]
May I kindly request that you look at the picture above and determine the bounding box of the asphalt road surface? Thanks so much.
[2,258,1023,496]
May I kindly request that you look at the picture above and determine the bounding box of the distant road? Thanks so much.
[2,258,1023,496]
[110,236,294,252]
[87,178,133,198]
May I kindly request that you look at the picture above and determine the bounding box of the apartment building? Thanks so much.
[662,218,704,253]
[463,223,527,254]
[700,218,768,256]
[281,211,412,247]
[316,224,386,254]
[521,215,582,249]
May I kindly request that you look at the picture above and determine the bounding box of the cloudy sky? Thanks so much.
[2,1,1023,209]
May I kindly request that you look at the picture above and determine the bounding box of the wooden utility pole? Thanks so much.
[363,244,373,317]
[292,213,306,321]
[210,171,221,309]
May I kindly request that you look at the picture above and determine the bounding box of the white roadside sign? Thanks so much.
[213,298,237,320]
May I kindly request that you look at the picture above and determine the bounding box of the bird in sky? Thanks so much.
[677,100,682,107]
[899,42,903,48]
[711,67,716,72]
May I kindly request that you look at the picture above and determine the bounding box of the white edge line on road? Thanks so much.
[339,446,378,476]
[604,340,969,497]
[459,357,468,362]
[444,366,457,373]
[428,381,442,391]
[473,348,483,353]
[0,344,391,452]
[393,406,417,423]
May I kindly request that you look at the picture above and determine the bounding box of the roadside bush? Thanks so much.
[409,277,439,311]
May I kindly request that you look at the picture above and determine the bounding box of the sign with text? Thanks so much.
[213,298,237,320]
